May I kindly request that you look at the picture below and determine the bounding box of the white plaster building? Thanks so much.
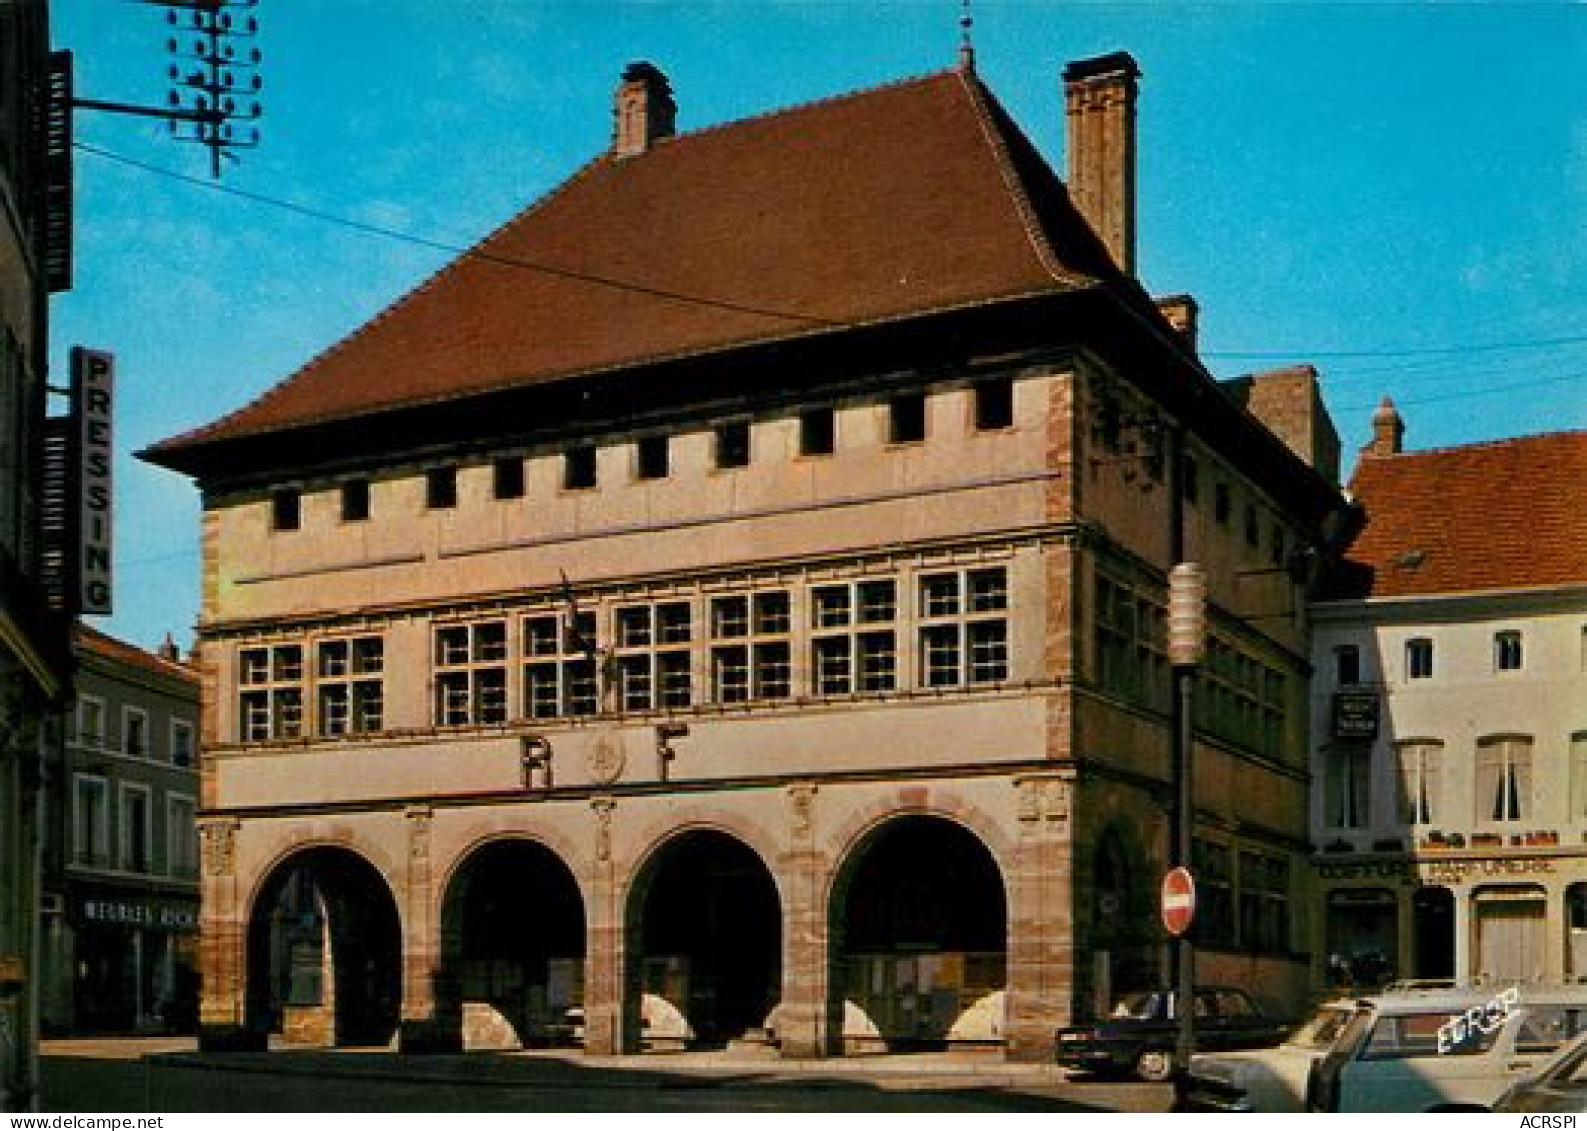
[1311,406,1587,988]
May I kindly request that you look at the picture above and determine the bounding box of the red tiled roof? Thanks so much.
[1339,431,1587,598]
[76,624,198,686]
[147,67,1119,459]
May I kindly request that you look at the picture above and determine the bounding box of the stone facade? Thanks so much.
[147,59,1348,1061]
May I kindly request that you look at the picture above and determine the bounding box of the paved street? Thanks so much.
[40,1039,1173,1113]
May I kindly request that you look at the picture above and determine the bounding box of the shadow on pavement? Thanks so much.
[42,1046,1144,1113]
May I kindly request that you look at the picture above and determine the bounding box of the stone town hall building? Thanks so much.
[143,53,1351,1060]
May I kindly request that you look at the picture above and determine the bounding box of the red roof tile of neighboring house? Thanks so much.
[1337,430,1587,598]
[76,624,197,686]
[147,66,1121,459]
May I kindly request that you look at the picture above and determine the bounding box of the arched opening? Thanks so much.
[1090,823,1156,1013]
[830,815,1007,1051]
[627,829,781,1049]
[1412,886,1455,982]
[440,839,586,1049]
[245,846,402,1047]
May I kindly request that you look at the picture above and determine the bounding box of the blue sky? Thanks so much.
[49,1,1585,651]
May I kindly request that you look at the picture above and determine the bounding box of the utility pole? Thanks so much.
[68,0,265,180]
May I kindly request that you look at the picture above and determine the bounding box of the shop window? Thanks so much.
[1325,888,1398,989]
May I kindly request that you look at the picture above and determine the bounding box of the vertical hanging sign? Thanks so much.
[73,347,114,615]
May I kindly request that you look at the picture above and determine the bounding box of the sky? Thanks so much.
[47,0,1586,652]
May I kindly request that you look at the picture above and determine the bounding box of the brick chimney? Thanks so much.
[1222,365,1342,486]
[1362,396,1405,458]
[613,61,676,158]
[1063,51,1140,276]
[1156,293,1199,353]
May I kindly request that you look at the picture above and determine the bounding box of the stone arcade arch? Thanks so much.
[244,845,402,1047]
[438,838,586,1049]
[624,829,782,1049]
[828,814,1008,1051]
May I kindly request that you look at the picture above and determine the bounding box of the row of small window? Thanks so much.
[1335,631,1528,685]
[70,776,198,877]
[1324,733,1587,830]
[269,381,1017,531]
[236,568,1011,739]
[1093,573,1289,758]
[74,697,196,768]
[1190,839,1291,955]
[1181,455,1292,568]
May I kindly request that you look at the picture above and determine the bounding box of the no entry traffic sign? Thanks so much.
[1161,866,1196,936]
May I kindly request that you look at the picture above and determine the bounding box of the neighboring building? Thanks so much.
[39,626,199,1035]
[144,54,1350,1060]
[0,0,71,1110]
[1310,407,1587,990]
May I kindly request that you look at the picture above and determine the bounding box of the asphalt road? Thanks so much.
[39,1041,1173,1114]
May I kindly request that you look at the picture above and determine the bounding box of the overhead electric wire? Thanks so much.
[1336,370,1584,411]
[74,140,840,330]
[76,139,1587,394]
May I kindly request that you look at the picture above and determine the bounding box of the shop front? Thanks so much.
[1315,852,1579,992]
[63,890,198,1034]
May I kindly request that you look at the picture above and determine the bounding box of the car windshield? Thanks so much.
[1287,1006,1353,1051]
[1111,992,1170,1020]
[1539,1032,1587,1085]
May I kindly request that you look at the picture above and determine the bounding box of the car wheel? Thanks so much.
[1134,1049,1175,1083]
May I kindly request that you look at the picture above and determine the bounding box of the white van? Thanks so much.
[1306,985,1587,1113]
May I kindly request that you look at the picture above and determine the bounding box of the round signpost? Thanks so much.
[1161,866,1196,937]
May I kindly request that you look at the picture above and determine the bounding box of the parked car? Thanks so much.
[1055,986,1289,1083]
[1494,1030,1587,1113]
[1176,1000,1356,1112]
[1306,985,1587,1112]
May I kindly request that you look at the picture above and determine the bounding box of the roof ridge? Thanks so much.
[953,67,1086,288]
[1362,428,1587,464]
[655,65,962,149]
